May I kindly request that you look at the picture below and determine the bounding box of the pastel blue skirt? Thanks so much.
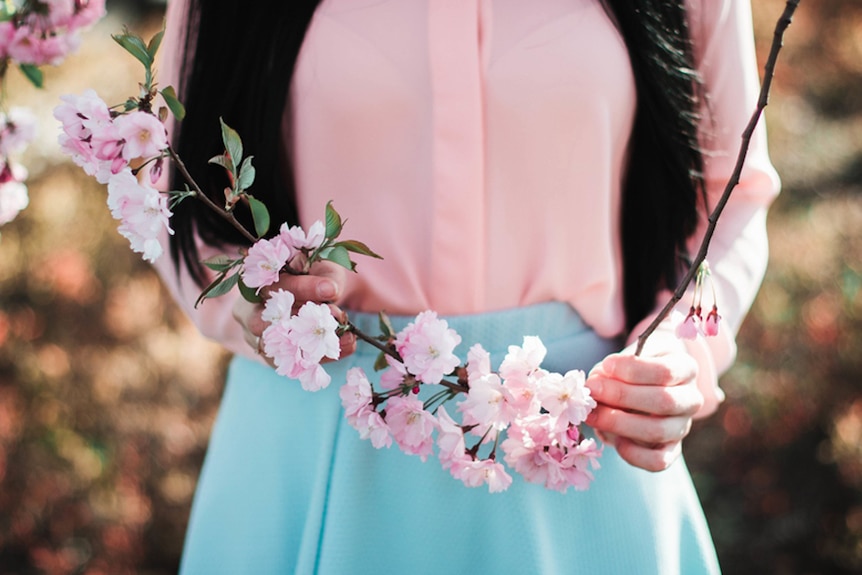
[179,303,720,574]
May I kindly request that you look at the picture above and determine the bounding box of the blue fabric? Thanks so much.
[179,303,720,574]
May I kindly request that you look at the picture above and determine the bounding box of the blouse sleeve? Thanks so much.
[152,0,260,362]
[629,0,781,417]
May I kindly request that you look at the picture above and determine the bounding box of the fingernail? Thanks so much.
[317,280,337,299]
[587,379,602,397]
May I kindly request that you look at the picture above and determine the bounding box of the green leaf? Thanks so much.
[168,186,196,209]
[147,29,165,60]
[208,154,234,174]
[195,272,239,307]
[0,4,15,21]
[160,85,186,121]
[373,351,389,372]
[238,277,263,304]
[219,118,243,167]
[248,196,271,238]
[335,239,383,260]
[237,156,256,191]
[324,201,343,239]
[379,311,395,339]
[321,245,355,272]
[112,32,152,69]
[201,255,238,273]
[18,64,43,88]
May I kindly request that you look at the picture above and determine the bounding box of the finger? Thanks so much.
[598,352,697,386]
[613,436,683,472]
[263,273,340,304]
[586,375,704,416]
[232,297,268,346]
[327,303,349,325]
[586,405,693,446]
[264,260,348,303]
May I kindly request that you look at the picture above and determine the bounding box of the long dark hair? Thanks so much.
[170,0,705,332]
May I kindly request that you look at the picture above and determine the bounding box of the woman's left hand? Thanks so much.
[585,332,704,472]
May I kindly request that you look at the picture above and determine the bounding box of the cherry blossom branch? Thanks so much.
[634,0,800,356]
[346,320,400,359]
[166,145,258,244]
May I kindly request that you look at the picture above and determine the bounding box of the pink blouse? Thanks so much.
[156,0,779,416]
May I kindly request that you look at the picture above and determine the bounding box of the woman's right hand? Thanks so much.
[232,261,357,365]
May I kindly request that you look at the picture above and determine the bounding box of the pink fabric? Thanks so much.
[155,0,779,417]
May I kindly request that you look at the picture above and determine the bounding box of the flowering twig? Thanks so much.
[635,0,800,356]
[165,144,257,244]
[0,0,106,233]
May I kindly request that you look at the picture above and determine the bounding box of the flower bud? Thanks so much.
[703,306,721,337]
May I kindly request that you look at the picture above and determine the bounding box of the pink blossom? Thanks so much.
[384,395,437,461]
[42,0,76,28]
[675,307,700,340]
[535,369,595,426]
[466,343,491,381]
[560,438,602,491]
[262,323,332,391]
[340,368,374,420]
[394,311,462,384]
[703,306,721,337]
[115,111,169,160]
[261,289,295,324]
[288,302,341,364]
[262,323,303,376]
[7,27,55,66]
[69,0,107,29]
[58,133,111,183]
[55,90,111,140]
[55,91,115,182]
[498,336,547,382]
[106,169,172,262]
[0,108,37,156]
[502,413,601,492]
[458,372,512,433]
[379,354,409,390]
[502,415,556,487]
[339,369,391,448]
[90,121,124,162]
[435,407,467,468]
[241,237,293,292]
[278,220,325,251]
[0,178,29,225]
[297,363,331,392]
[260,300,338,391]
[353,410,392,449]
[503,374,541,419]
[458,459,513,493]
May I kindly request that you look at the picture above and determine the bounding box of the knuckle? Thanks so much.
[654,388,679,415]
[606,382,626,407]
[643,419,676,445]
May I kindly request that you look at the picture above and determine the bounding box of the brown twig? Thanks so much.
[635,0,800,356]
[166,144,258,244]
[346,321,401,360]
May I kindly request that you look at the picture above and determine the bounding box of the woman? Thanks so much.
[155,0,779,573]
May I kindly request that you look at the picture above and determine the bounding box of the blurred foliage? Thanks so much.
[686,1,862,573]
[0,0,860,574]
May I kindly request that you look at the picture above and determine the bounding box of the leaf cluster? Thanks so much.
[111,28,185,120]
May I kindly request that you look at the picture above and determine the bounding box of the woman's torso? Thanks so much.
[287,0,636,338]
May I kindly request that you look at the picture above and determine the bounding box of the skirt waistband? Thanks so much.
[347,302,620,368]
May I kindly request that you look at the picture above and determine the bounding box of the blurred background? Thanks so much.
[0,0,859,573]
